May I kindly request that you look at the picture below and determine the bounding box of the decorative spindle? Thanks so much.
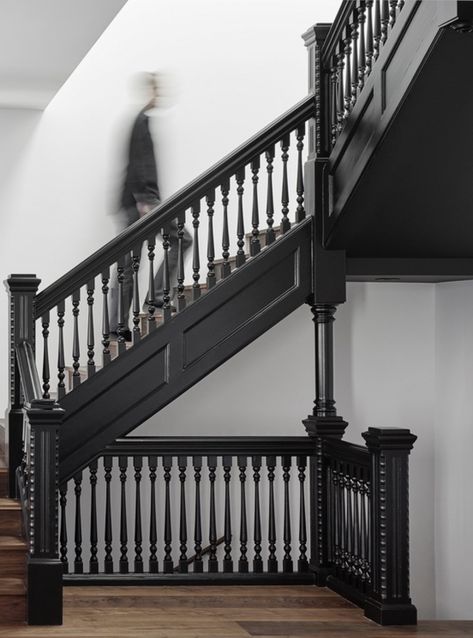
[131,245,141,344]
[163,456,173,573]
[350,8,359,104]
[119,456,129,574]
[282,456,293,573]
[41,312,50,399]
[220,179,231,278]
[57,300,66,399]
[72,290,81,386]
[389,0,397,28]
[89,459,99,574]
[193,456,203,572]
[206,190,216,289]
[235,168,246,267]
[366,0,374,74]
[208,456,218,572]
[295,123,305,222]
[398,0,405,10]
[101,267,111,366]
[252,456,263,573]
[358,1,367,91]
[161,225,172,323]
[265,146,276,244]
[116,258,126,354]
[134,456,143,573]
[178,456,188,573]
[346,467,354,575]
[59,484,68,573]
[86,279,95,377]
[373,0,382,59]
[223,456,233,573]
[176,213,187,312]
[250,157,261,256]
[381,0,389,45]
[147,235,157,331]
[343,26,353,118]
[73,471,83,574]
[336,41,345,132]
[353,471,361,582]
[297,456,308,572]
[238,456,248,573]
[280,134,291,233]
[104,456,113,573]
[149,456,158,573]
[267,456,277,573]
[191,202,201,301]
[330,59,339,147]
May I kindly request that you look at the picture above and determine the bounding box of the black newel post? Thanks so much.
[302,24,347,586]
[27,399,64,625]
[4,274,41,497]
[362,427,417,625]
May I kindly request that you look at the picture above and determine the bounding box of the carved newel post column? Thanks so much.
[4,273,41,496]
[362,427,417,625]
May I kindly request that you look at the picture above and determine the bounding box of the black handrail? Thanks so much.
[323,437,370,467]
[106,436,315,457]
[36,95,315,317]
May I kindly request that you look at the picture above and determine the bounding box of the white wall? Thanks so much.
[435,281,473,619]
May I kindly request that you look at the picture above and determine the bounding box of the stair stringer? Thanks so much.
[59,218,312,482]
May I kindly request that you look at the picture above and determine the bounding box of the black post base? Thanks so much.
[303,414,348,439]
[28,558,63,625]
[364,597,417,626]
[309,562,334,586]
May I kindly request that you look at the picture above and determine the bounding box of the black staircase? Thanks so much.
[13,0,473,626]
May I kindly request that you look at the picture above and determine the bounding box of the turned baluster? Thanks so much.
[389,0,398,29]
[146,235,157,331]
[72,290,81,387]
[208,456,218,572]
[149,456,159,573]
[267,455,278,573]
[116,258,127,354]
[178,456,188,573]
[252,456,263,573]
[86,279,96,377]
[223,456,233,573]
[297,456,308,572]
[103,456,114,573]
[380,0,389,45]
[134,456,143,573]
[101,268,111,366]
[119,456,128,573]
[350,6,360,105]
[373,0,382,60]
[265,146,276,244]
[220,179,231,278]
[163,456,173,573]
[238,456,248,573]
[282,455,293,573]
[41,312,50,399]
[357,1,367,92]
[235,168,246,267]
[57,301,66,399]
[161,225,172,323]
[295,123,305,222]
[206,190,216,289]
[280,134,291,233]
[59,484,68,573]
[343,25,352,118]
[330,57,339,147]
[131,245,141,344]
[193,456,203,573]
[89,459,99,574]
[250,157,261,256]
[73,471,83,574]
[365,0,374,75]
[176,213,187,312]
[336,41,345,133]
[192,202,201,301]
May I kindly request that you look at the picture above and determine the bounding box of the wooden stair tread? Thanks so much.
[0,499,20,511]
[0,578,25,595]
[0,536,26,550]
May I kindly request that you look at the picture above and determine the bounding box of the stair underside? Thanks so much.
[59,218,312,481]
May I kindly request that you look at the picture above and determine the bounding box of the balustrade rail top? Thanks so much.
[320,0,355,66]
[324,437,370,467]
[106,436,316,457]
[35,95,315,317]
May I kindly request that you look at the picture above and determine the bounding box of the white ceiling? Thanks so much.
[0,0,127,109]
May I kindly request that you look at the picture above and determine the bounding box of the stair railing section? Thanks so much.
[15,340,64,625]
[322,0,406,150]
[317,427,417,625]
[59,437,315,584]
[31,96,314,401]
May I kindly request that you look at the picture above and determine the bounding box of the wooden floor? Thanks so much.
[0,586,471,637]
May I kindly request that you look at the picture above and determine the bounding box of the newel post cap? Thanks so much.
[362,427,417,452]
[301,23,331,47]
[4,273,41,294]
